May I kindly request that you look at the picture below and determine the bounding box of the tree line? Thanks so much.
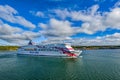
[0,46,120,51]
[0,46,19,51]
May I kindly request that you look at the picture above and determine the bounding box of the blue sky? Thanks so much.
[0,0,120,46]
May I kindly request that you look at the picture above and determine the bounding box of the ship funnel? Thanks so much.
[28,40,34,45]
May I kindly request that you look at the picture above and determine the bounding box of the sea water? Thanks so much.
[0,49,120,80]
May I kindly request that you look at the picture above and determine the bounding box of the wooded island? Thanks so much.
[0,46,120,51]
[0,46,19,51]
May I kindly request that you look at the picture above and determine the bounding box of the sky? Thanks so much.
[0,0,120,46]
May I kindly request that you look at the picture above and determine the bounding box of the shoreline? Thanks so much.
[0,46,19,51]
[0,46,120,51]
[73,46,120,50]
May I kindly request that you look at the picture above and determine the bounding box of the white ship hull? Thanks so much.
[17,42,82,58]
[18,50,82,58]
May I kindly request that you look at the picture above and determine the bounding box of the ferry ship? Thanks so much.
[17,40,82,58]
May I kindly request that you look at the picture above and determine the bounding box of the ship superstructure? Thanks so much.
[18,40,82,58]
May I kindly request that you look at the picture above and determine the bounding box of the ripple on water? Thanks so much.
[0,50,120,80]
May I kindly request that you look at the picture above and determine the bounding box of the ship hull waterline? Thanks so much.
[17,51,82,58]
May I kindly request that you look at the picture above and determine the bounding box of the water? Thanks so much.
[0,49,120,80]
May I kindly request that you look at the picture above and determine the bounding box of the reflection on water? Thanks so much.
[0,49,120,80]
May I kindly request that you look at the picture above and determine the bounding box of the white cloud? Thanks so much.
[0,31,41,45]
[36,11,44,17]
[0,20,22,35]
[41,37,72,44]
[40,32,120,46]
[52,4,120,35]
[114,0,120,7]
[53,9,70,19]
[1,4,120,45]
[51,5,106,34]
[105,8,120,29]
[95,33,120,45]
[0,5,36,29]
[0,5,17,14]
[0,31,40,40]
[89,4,99,16]
[67,32,120,46]
[46,5,106,35]
[40,18,74,37]
[30,11,44,17]
[104,33,120,39]
[65,5,107,34]
[0,20,41,45]
[35,4,120,46]
[38,23,47,29]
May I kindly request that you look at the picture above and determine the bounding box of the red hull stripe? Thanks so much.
[54,47,76,57]
[65,52,77,57]
[68,48,74,50]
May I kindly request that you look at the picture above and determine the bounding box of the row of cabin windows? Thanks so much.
[24,49,34,51]
[24,48,59,51]
[38,49,59,51]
